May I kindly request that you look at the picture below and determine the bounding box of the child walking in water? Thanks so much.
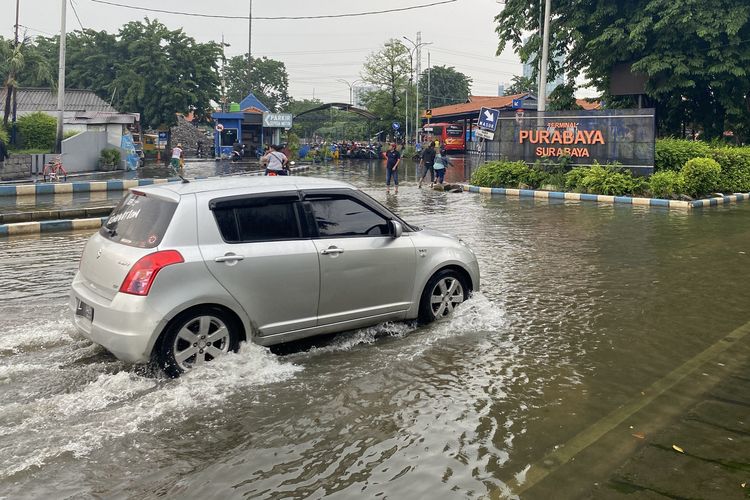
[433,148,451,185]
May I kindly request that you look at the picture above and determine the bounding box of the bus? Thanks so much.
[421,122,465,152]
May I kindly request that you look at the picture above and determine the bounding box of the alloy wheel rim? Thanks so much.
[430,277,464,319]
[173,315,230,370]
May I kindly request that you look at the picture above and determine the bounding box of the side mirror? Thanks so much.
[390,220,403,238]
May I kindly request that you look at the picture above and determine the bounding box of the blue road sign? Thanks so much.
[478,107,500,131]
[512,99,523,109]
[392,122,400,131]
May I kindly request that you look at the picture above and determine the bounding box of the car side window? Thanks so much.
[308,196,389,237]
[212,198,301,243]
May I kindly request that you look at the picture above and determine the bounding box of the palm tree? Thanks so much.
[1,36,53,129]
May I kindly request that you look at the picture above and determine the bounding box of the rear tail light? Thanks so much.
[119,250,184,296]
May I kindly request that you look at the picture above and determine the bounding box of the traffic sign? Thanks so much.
[262,112,293,128]
[478,107,500,131]
[392,121,400,131]
[476,129,495,140]
[425,109,432,118]
[512,99,523,109]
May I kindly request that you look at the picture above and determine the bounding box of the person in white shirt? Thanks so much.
[170,144,183,170]
[262,144,289,175]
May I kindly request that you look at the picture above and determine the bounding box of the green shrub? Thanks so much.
[470,160,531,188]
[564,167,589,192]
[0,126,8,144]
[655,138,711,172]
[63,130,80,140]
[100,148,121,166]
[648,170,683,199]
[711,147,750,193]
[564,163,645,196]
[16,112,56,151]
[681,157,722,197]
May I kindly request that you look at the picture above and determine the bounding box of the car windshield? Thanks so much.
[100,191,177,248]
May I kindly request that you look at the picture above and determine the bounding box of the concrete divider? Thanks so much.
[0,164,318,239]
[463,184,750,210]
[0,216,109,237]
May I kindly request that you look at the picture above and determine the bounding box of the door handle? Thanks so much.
[214,254,245,263]
[320,247,344,255]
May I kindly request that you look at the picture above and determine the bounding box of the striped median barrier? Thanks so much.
[0,165,319,239]
[0,164,317,198]
[0,216,109,238]
[463,185,750,210]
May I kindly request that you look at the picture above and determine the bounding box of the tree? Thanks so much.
[115,19,221,128]
[547,82,582,111]
[418,65,471,108]
[361,39,411,123]
[32,20,222,129]
[0,36,53,128]
[503,75,535,96]
[495,1,750,140]
[224,55,290,111]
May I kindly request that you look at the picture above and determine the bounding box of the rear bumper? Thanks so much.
[69,273,162,363]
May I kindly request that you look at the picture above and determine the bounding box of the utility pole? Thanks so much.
[537,0,552,113]
[403,34,431,145]
[11,0,20,144]
[55,0,67,154]
[248,0,253,77]
[415,31,422,145]
[427,51,431,124]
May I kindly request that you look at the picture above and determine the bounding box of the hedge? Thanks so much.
[655,138,712,172]
[16,112,56,151]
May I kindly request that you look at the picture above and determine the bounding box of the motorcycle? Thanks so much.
[231,144,245,163]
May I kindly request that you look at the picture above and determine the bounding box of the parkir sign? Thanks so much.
[490,109,656,174]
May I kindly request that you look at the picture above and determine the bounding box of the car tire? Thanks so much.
[417,269,468,325]
[157,306,241,378]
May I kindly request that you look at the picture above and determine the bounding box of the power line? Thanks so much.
[70,0,85,31]
[89,0,457,20]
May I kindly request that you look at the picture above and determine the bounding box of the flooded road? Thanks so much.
[2,162,750,498]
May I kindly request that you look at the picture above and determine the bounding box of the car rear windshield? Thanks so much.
[100,192,177,248]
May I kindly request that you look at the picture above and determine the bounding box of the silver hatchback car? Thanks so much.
[70,177,479,376]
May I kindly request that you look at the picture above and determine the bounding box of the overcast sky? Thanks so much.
[2,0,524,104]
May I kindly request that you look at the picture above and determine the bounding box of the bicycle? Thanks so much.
[42,155,67,182]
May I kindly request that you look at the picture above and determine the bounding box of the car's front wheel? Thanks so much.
[418,269,468,324]
[157,307,241,377]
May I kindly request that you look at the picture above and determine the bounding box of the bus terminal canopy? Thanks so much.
[294,103,378,120]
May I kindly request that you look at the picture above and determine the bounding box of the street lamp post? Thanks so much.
[337,78,362,106]
[403,34,432,146]
[55,0,67,154]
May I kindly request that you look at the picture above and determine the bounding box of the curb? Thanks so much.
[0,206,114,224]
[0,216,108,238]
[0,165,317,198]
[463,185,750,210]
[0,165,319,239]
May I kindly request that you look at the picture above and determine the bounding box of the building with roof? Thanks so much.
[0,88,140,173]
[212,92,291,158]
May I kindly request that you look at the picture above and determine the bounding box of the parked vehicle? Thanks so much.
[70,177,480,377]
[421,123,466,152]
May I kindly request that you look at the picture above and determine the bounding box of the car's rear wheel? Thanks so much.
[157,307,241,377]
[418,269,468,325]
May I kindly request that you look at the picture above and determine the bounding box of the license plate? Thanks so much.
[76,299,94,322]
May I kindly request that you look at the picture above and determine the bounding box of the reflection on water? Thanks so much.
[1,162,750,498]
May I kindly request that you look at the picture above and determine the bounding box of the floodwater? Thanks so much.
[1,161,750,498]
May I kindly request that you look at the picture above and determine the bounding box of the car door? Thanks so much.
[198,191,320,337]
[303,191,417,326]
